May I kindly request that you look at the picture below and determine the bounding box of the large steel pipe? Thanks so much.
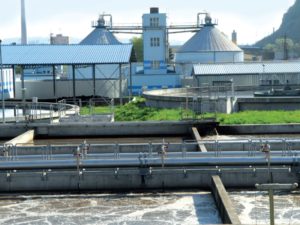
[0,156,299,170]
[1,151,299,161]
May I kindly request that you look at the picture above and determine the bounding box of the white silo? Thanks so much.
[175,14,244,75]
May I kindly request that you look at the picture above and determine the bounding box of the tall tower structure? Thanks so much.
[232,30,237,45]
[142,7,168,74]
[21,0,27,45]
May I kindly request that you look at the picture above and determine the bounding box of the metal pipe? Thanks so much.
[0,40,5,124]
[12,65,16,99]
[197,12,207,27]
[0,156,299,170]
[52,65,56,98]
[119,63,123,105]
[92,64,96,97]
[2,150,300,161]
[72,65,76,104]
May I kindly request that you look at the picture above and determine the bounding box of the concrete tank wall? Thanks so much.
[143,89,234,113]
[0,167,297,192]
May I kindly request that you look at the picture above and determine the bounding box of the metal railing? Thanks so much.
[0,100,79,123]
[1,138,300,162]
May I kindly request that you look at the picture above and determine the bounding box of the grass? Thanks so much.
[80,98,300,124]
[80,105,113,115]
[80,98,186,121]
[217,110,300,125]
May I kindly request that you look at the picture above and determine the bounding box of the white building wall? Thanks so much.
[175,51,244,64]
[0,68,14,99]
[196,73,300,87]
[15,79,127,100]
[175,51,244,76]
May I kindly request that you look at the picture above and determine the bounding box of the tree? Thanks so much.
[295,43,300,56]
[130,36,143,62]
[262,43,276,60]
[262,37,300,60]
[274,38,294,51]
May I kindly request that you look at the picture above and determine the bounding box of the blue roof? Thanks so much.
[193,61,300,75]
[1,44,133,65]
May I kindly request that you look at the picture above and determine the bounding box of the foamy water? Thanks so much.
[230,191,300,225]
[0,192,221,225]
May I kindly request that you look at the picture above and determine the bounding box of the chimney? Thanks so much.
[150,7,159,14]
[232,30,237,45]
[21,0,27,45]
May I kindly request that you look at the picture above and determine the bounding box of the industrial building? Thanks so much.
[1,44,134,100]
[50,34,69,45]
[71,15,126,82]
[192,61,300,87]
[130,8,184,95]
[3,2,300,103]
[142,7,168,74]
[130,11,245,95]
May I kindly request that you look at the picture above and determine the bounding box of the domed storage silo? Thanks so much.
[175,14,244,75]
[68,15,125,81]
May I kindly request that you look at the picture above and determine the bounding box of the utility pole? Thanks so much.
[283,34,288,61]
[0,39,5,124]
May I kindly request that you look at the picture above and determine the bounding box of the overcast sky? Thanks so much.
[0,0,296,45]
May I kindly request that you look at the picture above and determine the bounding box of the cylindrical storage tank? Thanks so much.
[175,15,244,75]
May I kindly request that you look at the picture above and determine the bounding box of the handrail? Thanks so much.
[0,101,79,123]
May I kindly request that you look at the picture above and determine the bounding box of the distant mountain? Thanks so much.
[256,0,300,47]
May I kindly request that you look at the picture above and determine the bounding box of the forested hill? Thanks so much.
[256,0,300,47]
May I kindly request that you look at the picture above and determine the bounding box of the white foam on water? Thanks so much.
[230,191,300,225]
[0,192,221,225]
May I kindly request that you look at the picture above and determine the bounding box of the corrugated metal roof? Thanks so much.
[178,26,242,53]
[1,44,132,65]
[193,61,300,75]
[80,28,122,45]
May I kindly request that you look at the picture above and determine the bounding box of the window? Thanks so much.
[150,17,159,27]
[260,79,280,86]
[151,61,160,69]
[212,81,232,86]
[150,37,160,47]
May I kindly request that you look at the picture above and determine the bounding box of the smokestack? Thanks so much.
[232,30,237,45]
[21,0,27,45]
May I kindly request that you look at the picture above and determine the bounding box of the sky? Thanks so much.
[0,0,296,45]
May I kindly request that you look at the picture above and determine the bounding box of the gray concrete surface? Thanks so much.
[211,175,241,224]
[0,166,298,192]
[237,97,300,111]
[0,121,217,138]
[218,124,300,135]
[5,130,35,146]
[191,127,207,152]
